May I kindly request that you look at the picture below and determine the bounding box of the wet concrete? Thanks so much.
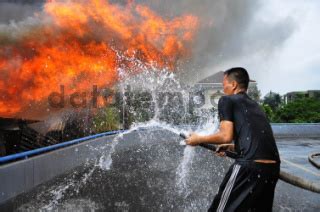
[275,138,320,211]
[1,130,320,211]
[278,138,320,182]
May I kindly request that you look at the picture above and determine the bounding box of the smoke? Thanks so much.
[0,1,47,45]
[0,1,42,24]
[134,0,296,83]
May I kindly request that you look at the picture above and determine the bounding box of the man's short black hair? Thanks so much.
[224,67,250,90]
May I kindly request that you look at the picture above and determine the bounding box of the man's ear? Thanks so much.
[231,80,237,90]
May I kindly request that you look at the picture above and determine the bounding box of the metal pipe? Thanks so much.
[0,129,126,164]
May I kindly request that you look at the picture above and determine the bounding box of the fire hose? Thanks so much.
[308,152,320,169]
[179,133,320,194]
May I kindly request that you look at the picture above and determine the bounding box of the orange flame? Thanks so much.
[0,0,198,118]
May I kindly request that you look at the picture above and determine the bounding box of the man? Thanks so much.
[186,67,280,212]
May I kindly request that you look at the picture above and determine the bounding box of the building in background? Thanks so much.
[284,90,320,104]
[195,71,259,110]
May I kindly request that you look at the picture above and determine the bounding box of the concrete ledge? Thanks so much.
[0,134,118,205]
[272,123,320,138]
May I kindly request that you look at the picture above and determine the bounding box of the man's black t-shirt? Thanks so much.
[218,92,280,162]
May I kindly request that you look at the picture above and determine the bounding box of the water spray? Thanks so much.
[179,132,238,159]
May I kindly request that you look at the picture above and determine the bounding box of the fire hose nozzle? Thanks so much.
[179,132,238,159]
[179,133,188,139]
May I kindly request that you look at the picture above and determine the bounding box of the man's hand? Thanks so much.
[185,120,234,147]
[185,133,202,146]
[215,144,234,157]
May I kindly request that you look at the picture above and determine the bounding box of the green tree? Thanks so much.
[263,91,282,111]
[261,104,276,122]
[93,107,120,132]
[275,97,320,123]
[248,84,261,102]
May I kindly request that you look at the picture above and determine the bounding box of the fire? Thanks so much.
[0,0,198,118]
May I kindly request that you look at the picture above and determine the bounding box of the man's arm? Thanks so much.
[186,120,234,146]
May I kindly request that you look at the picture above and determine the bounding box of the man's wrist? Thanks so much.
[199,135,210,145]
[194,135,203,145]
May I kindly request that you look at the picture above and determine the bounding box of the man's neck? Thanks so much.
[233,89,246,95]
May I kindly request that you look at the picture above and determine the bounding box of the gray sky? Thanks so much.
[195,0,320,96]
[256,0,320,96]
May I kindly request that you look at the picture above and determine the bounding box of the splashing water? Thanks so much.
[14,68,221,210]
[175,112,220,194]
[95,69,221,197]
[97,119,186,171]
[98,127,140,170]
[176,146,195,196]
[17,158,99,211]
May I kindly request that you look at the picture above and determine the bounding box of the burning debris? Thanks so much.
[0,0,199,118]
